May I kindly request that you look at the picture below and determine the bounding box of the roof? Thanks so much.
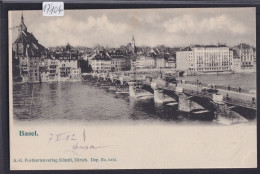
[13,17,46,57]
[92,52,112,61]
[233,50,240,59]
[181,46,192,51]
[237,43,251,49]
[191,44,228,48]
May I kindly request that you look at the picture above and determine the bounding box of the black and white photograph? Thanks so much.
[9,8,257,170]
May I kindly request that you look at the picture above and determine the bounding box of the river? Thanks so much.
[12,73,256,124]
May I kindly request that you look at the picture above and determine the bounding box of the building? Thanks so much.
[144,57,156,68]
[12,15,81,83]
[12,14,46,83]
[54,43,81,80]
[91,51,112,72]
[109,50,130,72]
[155,57,166,68]
[176,45,233,72]
[231,50,242,72]
[176,47,193,70]
[133,56,146,70]
[165,57,176,68]
[233,43,255,71]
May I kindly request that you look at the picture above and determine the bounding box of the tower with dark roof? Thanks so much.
[131,35,136,54]
[18,13,27,33]
[12,13,46,83]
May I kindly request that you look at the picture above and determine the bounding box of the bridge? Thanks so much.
[83,71,256,113]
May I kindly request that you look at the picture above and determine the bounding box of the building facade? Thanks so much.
[12,15,81,83]
[91,51,112,72]
[176,45,233,72]
[12,14,45,83]
[233,43,255,71]
[144,57,156,68]
[109,50,130,72]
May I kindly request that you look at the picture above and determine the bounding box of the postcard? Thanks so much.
[9,8,257,170]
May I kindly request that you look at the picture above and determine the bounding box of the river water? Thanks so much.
[13,81,183,123]
[12,73,256,124]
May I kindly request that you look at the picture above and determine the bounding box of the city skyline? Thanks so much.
[10,8,256,48]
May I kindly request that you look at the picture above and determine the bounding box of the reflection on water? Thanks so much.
[13,82,195,124]
[12,79,255,124]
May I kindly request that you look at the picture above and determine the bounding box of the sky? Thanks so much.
[9,8,256,48]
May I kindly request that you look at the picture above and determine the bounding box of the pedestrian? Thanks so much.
[238,87,241,93]
[226,93,229,100]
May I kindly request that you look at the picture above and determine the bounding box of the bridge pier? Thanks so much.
[176,87,204,112]
[151,82,175,103]
[212,94,248,124]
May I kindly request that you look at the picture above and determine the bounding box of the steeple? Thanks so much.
[132,35,135,46]
[18,12,27,33]
[131,35,136,54]
[21,12,24,23]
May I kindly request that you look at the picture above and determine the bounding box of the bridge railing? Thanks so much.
[224,96,256,109]
[161,85,256,109]
[179,80,253,95]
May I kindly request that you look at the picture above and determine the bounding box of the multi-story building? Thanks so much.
[176,45,233,72]
[233,43,255,71]
[12,15,81,83]
[156,57,166,68]
[134,56,146,70]
[144,57,156,68]
[176,47,193,70]
[231,50,242,72]
[12,14,46,83]
[165,55,176,68]
[91,51,112,72]
[54,43,81,80]
[109,50,129,72]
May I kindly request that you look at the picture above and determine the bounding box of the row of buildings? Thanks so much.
[12,15,81,83]
[89,41,256,74]
[89,45,176,73]
[175,44,256,73]
[12,14,256,84]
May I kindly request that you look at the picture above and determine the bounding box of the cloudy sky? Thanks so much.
[9,8,256,48]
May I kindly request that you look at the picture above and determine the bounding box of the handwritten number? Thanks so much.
[43,3,63,15]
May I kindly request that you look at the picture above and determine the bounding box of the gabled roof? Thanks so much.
[182,46,192,51]
[13,30,45,57]
[92,51,112,61]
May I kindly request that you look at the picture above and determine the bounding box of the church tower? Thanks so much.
[131,35,135,49]
[18,13,27,33]
[131,35,136,54]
